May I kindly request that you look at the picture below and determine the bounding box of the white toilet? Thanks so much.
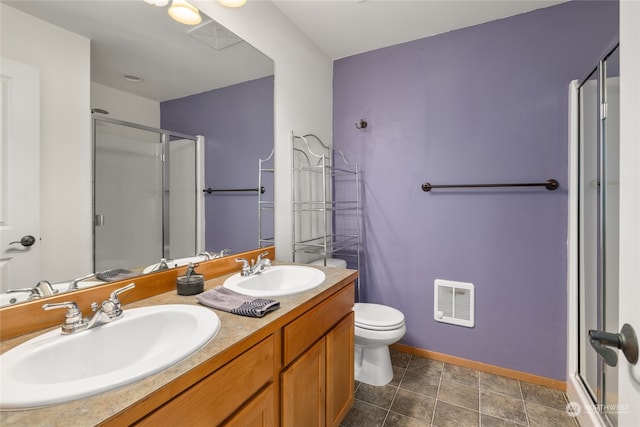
[309,259,406,386]
[353,303,406,386]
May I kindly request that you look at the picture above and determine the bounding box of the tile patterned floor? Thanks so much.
[341,349,580,427]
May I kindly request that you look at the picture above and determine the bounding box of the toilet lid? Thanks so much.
[354,303,405,331]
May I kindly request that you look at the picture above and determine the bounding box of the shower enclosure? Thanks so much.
[576,44,620,426]
[93,116,203,272]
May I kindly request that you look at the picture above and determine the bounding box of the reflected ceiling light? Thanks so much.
[168,0,202,25]
[144,0,170,6]
[217,0,247,7]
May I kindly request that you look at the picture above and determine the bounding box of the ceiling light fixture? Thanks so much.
[217,0,247,7]
[168,0,202,25]
[144,0,169,6]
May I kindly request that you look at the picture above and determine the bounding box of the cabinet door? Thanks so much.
[326,312,355,427]
[281,338,326,427]
[225,385,275,427]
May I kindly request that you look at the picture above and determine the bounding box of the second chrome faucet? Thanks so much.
[235,251,272,277]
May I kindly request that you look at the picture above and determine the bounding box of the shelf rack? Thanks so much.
[258,148,274,248]
[291,132,362,300]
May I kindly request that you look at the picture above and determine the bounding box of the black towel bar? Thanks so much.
[421,179,559,192]
[203,186,265,194]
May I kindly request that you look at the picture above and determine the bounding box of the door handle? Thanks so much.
[589,323,639,367]
[9,235,36,247]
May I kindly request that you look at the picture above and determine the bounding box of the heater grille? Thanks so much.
[434,279,475,327]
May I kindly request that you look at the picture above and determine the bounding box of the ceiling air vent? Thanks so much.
[187,19,243,50]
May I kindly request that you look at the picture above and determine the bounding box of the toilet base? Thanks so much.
[354,344,394,386]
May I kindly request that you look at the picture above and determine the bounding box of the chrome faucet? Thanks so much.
[42,283,135,334]
[7,280,58,300]
[67,272,97,291]
[150,258,170,272]
[198,248,231,260]
[235,251,271,277]
[213,248,231,259]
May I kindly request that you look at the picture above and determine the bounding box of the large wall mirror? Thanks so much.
[0,0,274,307]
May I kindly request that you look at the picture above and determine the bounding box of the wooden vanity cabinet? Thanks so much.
[281,284,355,427]
[127,281,355,427]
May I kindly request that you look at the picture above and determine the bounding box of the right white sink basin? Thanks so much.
[223,265,326,297]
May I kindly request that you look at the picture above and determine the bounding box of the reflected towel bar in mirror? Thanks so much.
[203,186,265,194]
[421,179,559,192]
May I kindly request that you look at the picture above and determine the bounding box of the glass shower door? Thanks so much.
[577,45,620,425]
[94,120,164,272]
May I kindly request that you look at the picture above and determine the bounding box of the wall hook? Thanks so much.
[355,119,368,129]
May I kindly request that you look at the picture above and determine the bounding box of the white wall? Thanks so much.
[617,0,640,425]
[1,4,92,282]
[195,1,334,261]
[91,82,160,128]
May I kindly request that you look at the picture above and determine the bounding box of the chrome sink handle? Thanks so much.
[67,273,97,291]
[256,251,270,263]
[42,301,88,334]
[7,287,43,299]
[235,258,251,276]
[9,281,58,300]
[214,248,231,259]
[105,283,136,318]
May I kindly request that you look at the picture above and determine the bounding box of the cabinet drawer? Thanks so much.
[283,282,354,366]
[224,384,275,427]
[136,335,275,426]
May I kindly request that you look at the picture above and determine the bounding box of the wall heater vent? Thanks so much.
[434,279,475,328]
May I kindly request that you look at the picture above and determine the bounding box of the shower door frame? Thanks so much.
[567,42,621,427]
[92,115,204,271]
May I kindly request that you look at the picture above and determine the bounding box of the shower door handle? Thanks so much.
[589,323,639,367]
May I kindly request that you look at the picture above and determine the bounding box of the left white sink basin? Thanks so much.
[0,304,220,410]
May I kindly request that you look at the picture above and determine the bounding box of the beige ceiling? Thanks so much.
[271,0,568,59]
[3,0,274,101]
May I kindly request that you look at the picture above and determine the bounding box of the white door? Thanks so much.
[617,1,640,424]
[0,57,40,292]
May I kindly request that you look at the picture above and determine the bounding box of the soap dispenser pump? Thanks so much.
[176,262,205,295]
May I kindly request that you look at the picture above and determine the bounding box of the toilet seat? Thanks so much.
[354,303,405,331]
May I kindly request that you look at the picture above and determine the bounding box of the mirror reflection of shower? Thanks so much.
[93,115,203,272]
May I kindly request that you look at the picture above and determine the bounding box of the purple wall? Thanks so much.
[161,76,274,255]
[333,1,618,380]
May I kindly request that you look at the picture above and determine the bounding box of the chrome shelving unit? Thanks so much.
[258,148,274,248]
[291,132,362,300]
